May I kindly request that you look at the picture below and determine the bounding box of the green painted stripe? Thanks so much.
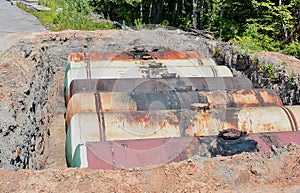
[64,62,71,98]
[66,123,82,168]
[64,77,68,98]
[72,144,82,168]
[66,62,71,73]
[65,124,73,167]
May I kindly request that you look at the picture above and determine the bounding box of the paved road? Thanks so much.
[0,0,47,54]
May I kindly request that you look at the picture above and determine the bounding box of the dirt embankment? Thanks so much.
[0,143,300,193]
[0,29,299,192]
[214,44,300,105]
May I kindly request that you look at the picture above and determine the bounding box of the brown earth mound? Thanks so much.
[0,143,300,193]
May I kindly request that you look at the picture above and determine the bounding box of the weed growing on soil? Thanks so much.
[17,0,114,31]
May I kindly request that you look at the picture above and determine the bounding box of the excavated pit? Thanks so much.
[0,29,299,171]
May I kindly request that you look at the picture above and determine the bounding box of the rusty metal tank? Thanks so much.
[66,131,300,169]
[198,89,283,109]
[66,51,216,76]
[66,106,300,141]
[64,50,231,104]
[65,106,300,168]
[64,50,300,170]
[65,89,283,128]
[64,65,233,100]
[67,59,207,72]
[65,77,253,105]
[68,51,204,64]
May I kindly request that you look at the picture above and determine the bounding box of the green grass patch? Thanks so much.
[17,0,114,31]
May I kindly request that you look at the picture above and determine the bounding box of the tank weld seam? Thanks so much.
[99,93,107,141]
[281,106,297,131]
[254,89,264,106]
[109,141,116,169]
[209,66,218,77]
[94,93,106,141]
[84,53,91,79]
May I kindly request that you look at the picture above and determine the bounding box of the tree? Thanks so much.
[248,0,295,42]
[192,0,198,28]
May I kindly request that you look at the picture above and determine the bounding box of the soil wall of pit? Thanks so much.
[214,43,300,105]
[0,29,299,171]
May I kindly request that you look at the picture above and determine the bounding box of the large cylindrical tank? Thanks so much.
[64,65,233,100]
[68,51,204,63]
[64,51,300,170]
[65,89,283,128]
[67,131,300,169]
[67,59,205,73]
[66,136,201,169]
[65,106,300,167]
[66,106,300,142]
[65,77,253,105]
[66,51,212,74]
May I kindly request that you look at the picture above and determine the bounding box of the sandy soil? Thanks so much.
[0,143,300,193]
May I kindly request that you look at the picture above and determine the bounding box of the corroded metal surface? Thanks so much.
[199,89,283,109]
[67,106,300,140]
[85,137,200,169]
[64,50,300,170]
[65,89,282,127]
[67,59,204,73]
[284,106,300,131]
[64,65,233,98]
[68,51,203,62]
[65,92,137,127]
[66,77,253,104]
[66,51,215,79]
[81,131,300,169]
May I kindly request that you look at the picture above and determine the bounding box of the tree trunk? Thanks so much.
[153,0,164,24]
[220,0,226,18]
[192,0,198,29]
[209,0,213,28]
[149,1,153,22]
[199,0,205,29]
[167,1,171,25]
[279,0,288,40]
[175,0,178,25]
[140,4,143,18]
[219,0,226,38]
[182,0,185,18]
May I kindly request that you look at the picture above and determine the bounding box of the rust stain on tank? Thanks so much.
[241,121,247,133]
[123,111,150,124]
[201,89,283,109]
[69,52,132,62]
[153,51,202,60]
[232,89,282,107]
[122,111,172,126]
[259,90,283,106]
[66,77,254,105]
[262,123,275,132]
[68,51,203,62]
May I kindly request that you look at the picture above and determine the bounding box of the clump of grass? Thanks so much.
[17,0,114,31]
